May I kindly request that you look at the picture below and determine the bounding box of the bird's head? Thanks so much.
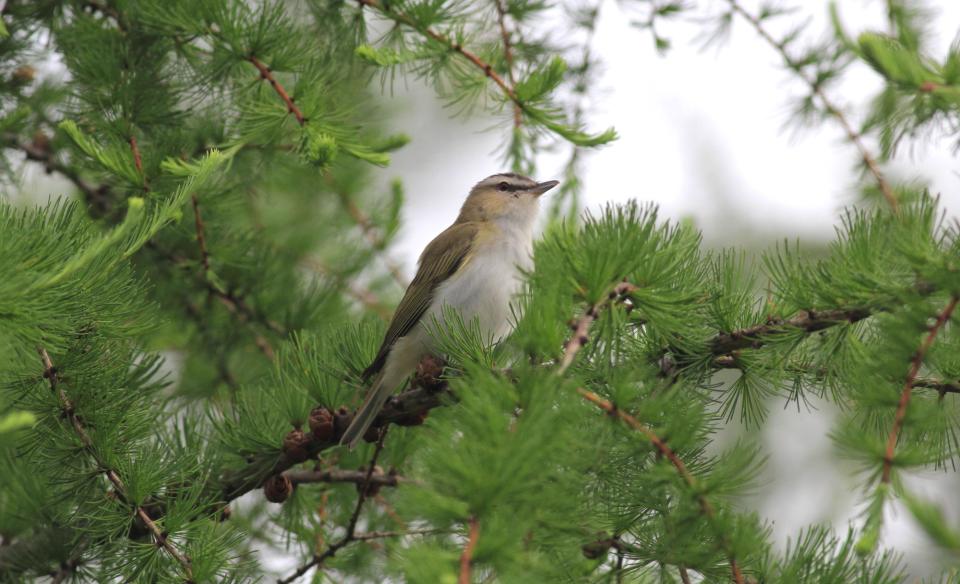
[456,173,559,225]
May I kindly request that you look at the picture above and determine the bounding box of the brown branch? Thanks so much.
[248,55,306,126]
[128,135,143,175]
[220,383,445,503]
[724,0,899,212]
[577,388,744,584]
[493,0,522,128]
[2,132,111,215]
[458,516,480,584]
[284,467,405,488]
[557,281,637,375]
[336,190,408,288]
[356,0,519,105]
[352,527,446,541]
[37,348,194,582]
[881,296,958,484]
[277,430,389,584]
[679,566,693,584]
[710,307,871,355]
[190,195,211,275]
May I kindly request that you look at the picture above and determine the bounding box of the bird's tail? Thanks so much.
[339,373,393,449]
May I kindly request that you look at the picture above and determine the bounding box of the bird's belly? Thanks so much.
[427,247,527,341]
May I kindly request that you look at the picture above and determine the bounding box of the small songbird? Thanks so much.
[339,173,558,447]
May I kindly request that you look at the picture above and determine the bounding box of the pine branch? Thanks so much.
[1,131,111,215]
[724,0,899,212]
[285,467,406,488]
[577,388,745,584]
[190,194,211,277]
[355,0,519,105]
[557,281,637,375]
[218,382,448,502]
[351,527,446,541]
[458,516,480,584]
[248,56,306,126]
[277,429,389,584]
[493,0,522,128]
[881,295,958,483]
[710,307,872,355]
[37,347,195,582]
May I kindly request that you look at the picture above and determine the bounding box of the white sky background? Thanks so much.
[375,0,960,578]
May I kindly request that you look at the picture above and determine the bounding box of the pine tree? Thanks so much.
[1,1,958,582]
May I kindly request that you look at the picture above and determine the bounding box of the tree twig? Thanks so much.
[356,0,519,106]
[881,296,958,484]
[577,388,744,584]
[190,194,211,276]
[724,0,899,212]
[248,55,306,126]
[493,0,521,128]
[557,281,637,375]
[710,307,871,355]
[277,429,389,584]
[458,516,480,584]
[37,347,195,582]
[285,467,406,488]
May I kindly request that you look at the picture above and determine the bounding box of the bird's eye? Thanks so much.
[497,181,509,192]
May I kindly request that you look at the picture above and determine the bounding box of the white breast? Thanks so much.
[426,219,534,342]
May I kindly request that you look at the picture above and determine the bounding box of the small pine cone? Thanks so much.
[413,355,446,392]
[282,429,311,463]
[395,410,428,427]
[355,465,383,497]
[308,407,335,442]
[581,538,613,560]
[263,474,293,503]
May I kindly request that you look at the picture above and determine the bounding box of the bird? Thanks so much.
[339,172,559,447]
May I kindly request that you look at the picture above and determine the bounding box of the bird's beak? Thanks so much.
[531,180,559,197]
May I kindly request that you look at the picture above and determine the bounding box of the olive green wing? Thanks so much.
[362,222,478,380]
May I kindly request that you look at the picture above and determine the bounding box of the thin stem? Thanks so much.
[190,194,211,276]
[277,429,389,584]
[352,527,447,541]
[724,0,899,212]
[557,282,637,375]
[38,348,195,582]
[881,296,958,483]
[355,0,519,105]
[285,467,406,488]
[577,388,744,584]
[2,132,111,214]
[493,0,521,128]
[248,55,306,126]
[679,566,692,584]
[458,516,480,584]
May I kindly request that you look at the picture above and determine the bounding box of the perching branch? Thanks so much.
[577,388,745,584]
[724,0,899,212]
[37,348,195,582]
[881,295,958,484]
[218,382,448,503]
